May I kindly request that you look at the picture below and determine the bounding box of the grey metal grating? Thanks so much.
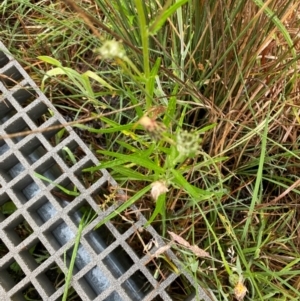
[0,41,212,301]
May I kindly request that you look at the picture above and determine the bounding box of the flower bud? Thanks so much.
[176,130,201,157]
[234,279,247,300]
[150,181,168,201]
[97,40,125,59]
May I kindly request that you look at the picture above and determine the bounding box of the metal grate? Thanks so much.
[0,41,212,301]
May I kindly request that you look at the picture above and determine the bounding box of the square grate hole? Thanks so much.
[0,238,9,257]
[19,239,50,272]
[28,195,57,226]
[74,160,103,189]
[166,274,196,301]
[55,286,83,301]
[36,262,65,297]
[32,240,51,265]
[0,257,26,291]
[121,270,153,301]
[34,157,63,183]
[68,199,97,226]
[27,101,54,128]
[50,177,80,206]
[0,153,24,181]
[19,136,47,164]
[109,209,140,234]
[3,214,33,246]
[61,243,91,273]
[0,197,17,220]
[0,65,24,88]
[4,116,31,143]
[14,217,33,242]
[78,265,110,298]
[0,268,15,292]
[12,86,38,108]
[23,283,43,301]
[0,98,17,123]
[57,140,87,168]
[90,183,116,210]
[42,120,70,147]
[126,230,154,259]
[145,256,172,283]
[0,50,9,67]
[43,219,74,251]
[0,139,10,155]
[48,172,79,196]
[84,223,116,255]
[11,174,40,204]
[103,246,134,279]
[11,282,43,301]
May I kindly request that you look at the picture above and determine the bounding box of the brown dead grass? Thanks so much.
[2,0,300,299]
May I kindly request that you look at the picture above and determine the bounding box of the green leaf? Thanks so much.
[171,169,213,200]
[40,66,86,93]
[74,123,133,134]
[97,151,164,173]
[62,147,77,165]
[189,258,199,273]
[149,0,189,35]
[116,140,140,153]
[81,73,94,96]
[55,128,66,145]
[62,216,85,301]
[242,105,270,240]
[34,172,79,196]
[148,57,162,99]
[145,193,166,229]
[38,55,62,67]
[163,84,178,126]
[40,67,65,90]
[1,201,17,215]
[10,262,21,273]
[84,70,115,91]
[112,166,152,181]
[83,159,128,173]
[197,123,217,134]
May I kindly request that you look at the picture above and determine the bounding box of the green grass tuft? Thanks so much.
[2,0,300,300]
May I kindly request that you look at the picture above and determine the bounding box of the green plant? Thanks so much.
[2,0,300,300]
[34,172,79,197]
[84,120,226,233]
[62,211,95,301]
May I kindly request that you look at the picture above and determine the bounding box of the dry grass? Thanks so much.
[2,0,300,300]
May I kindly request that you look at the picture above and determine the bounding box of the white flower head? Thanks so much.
[151,180,168,201]
[97,40,126,60]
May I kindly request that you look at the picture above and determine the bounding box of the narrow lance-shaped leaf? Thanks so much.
[149,0,189,35]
